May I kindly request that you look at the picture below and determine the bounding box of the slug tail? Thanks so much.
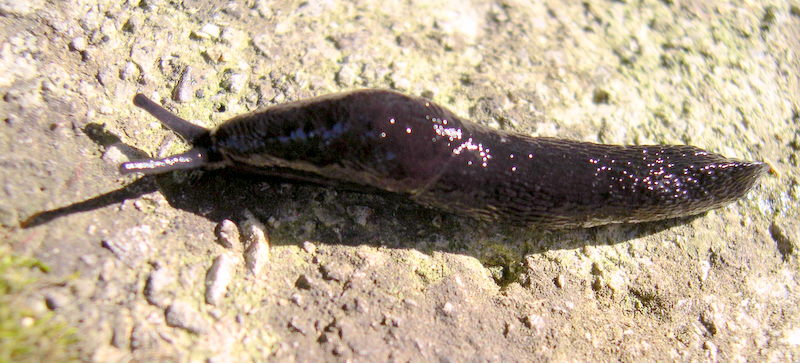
[120,147,210,175]
[133,94,208,142]
[710,160,769,202]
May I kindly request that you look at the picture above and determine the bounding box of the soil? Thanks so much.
[1,0,798,361]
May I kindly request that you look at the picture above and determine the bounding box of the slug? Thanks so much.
[121,89,766,228]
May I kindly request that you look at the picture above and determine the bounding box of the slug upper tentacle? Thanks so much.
[121,89,766,228]
[132,93,207,142]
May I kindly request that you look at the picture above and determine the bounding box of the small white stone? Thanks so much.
[101,225,154,268]
[120,61,138,80]
[205,253,239,305]
[98,105,113,115]
[782,328,800,346]
[70,37,87,51]
[242,211,270,276]
[441,302,455,315]
[302,241,316,254]
[172,66,194,103]
[165,301,207,334]
[524,314,546,334]
[102,144,128,164]
[214,219,241,250]
[144,265,175,308]
[195,23,221,39]
[222,72,247,93]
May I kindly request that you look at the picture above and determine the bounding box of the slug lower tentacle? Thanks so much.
[121,89,766,228]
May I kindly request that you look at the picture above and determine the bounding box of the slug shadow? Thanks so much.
[23,166,702,285]
[154,169,702,284]
[20,176,159,228]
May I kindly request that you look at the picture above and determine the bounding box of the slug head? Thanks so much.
[120,94,216,175]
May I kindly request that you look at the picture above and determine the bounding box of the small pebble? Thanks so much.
[98,105,113,115]
[111,315,133,348]
[165,301,207,334]
[320,261,351,282]
[770,221,797,260]
[205,253,238,305]
[335,63,359,86]
[101,225,154,268]
[208,309,223,320]
[382,314,400,327]
[242,212,270,276]
[144,265,175,308]
[504,321,517,337]
[80,255,97,266]
[554,274,566,288]
[97,69,114,86]
[214,219,240,250]
[523,314,546,334]
[302,241,316,254]
[441,302,455,316]
[295,274,315,290]
[172,66,194,103]
[195,23,221,39]
[123,16,141,33]
[101,144,129,164]
[44,291,69,310]
[70,278,96,299]
[703,340,718,361]
[312,205,344,226]
[287,316,308,334]
[130,323,159,351]
[290,293,303,305]
[120,61,138,81]
[70,37,87,52]
[222,70,247,93]
[700,307,723,336]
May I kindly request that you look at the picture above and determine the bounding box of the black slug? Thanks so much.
[121,89,767,228]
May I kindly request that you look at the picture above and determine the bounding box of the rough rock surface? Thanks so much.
[2,0,798,361]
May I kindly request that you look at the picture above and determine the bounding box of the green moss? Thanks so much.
[412,252,451,286]
[0,247,78,363]
[479,243,526,286]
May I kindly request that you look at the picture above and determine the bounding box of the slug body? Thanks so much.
[122,89,766,228]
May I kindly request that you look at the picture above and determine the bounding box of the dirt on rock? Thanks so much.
[1,0,799,361]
